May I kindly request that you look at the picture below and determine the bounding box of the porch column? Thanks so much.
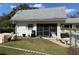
[33,24,37,36]
[57,24,61,39]
[15,25,19,36]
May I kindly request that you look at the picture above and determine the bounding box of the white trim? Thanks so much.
[57,24,61,39]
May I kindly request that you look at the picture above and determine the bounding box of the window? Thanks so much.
[28,24,33,29]
[61,24,72,29]
[61,33,69,38]
[64,24,72,28]
[76,24,79,29]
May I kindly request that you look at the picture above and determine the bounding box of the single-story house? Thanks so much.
[10,7,79,39]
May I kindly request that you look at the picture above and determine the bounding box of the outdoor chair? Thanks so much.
[51,32,57,39]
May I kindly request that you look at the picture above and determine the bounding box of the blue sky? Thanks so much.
[0,3,79,16]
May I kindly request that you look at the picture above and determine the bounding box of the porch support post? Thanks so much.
[15,24,19,36]
[57,24,61,39]
[33,24,37,36]
[35,24,37,36]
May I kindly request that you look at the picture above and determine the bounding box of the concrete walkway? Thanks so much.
[44,38,69,48]
[0,45,49,55]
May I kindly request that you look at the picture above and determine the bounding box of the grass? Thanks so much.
[0,47,38,55]
[1,38,68,55]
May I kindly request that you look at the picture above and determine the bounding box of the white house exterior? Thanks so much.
[10,7,79,39]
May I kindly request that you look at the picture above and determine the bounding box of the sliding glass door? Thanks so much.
[37,24,57,37]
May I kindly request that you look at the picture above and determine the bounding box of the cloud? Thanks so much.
[66,9,76,14]
[10,5,17,9]
[32,3,45,8]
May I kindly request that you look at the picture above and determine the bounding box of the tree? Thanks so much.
[7,3,38,19]
[18,3,31,10]
[0,3,38,33]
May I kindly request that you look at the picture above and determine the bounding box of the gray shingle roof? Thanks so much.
[66,18,79,23]
[10,7,66,21]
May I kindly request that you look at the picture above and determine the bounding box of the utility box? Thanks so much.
[0,34,5,43]
[0,34,8,43]
[70,32,79,48]
[70,36,76,48]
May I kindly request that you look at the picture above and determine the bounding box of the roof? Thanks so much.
[10,7,66,21]
[66,18,79,23]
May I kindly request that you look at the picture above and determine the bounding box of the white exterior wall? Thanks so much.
[15,22,62,38]
[15,22,37,37]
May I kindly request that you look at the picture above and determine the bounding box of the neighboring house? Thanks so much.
[10,7,79,39]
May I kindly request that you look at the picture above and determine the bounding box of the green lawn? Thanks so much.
[0,47,38,55]
[0,38,68,55]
